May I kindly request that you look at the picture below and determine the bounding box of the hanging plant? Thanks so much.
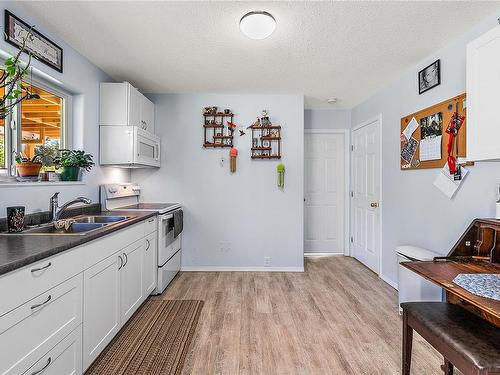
[1,28,40,119]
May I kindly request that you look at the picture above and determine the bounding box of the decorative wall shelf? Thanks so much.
[203,111,234,148]
[249,112,282,159]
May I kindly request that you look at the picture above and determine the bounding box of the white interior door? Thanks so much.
[304,132,346,254]
[351,117,381,273]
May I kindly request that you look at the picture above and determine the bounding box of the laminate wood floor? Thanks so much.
[158,256,445,374]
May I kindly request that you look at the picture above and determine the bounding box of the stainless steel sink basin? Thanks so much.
[22,222,106,235]
[1,214,132,236]
[73,216,130,224]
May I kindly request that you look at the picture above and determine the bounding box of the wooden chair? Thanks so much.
[401,302,500,375]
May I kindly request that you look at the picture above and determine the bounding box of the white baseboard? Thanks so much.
[181,266,304,272]
[304,252,344,257]
[380,273,398,290]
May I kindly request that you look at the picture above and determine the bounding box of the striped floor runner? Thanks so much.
[86,299,203,375]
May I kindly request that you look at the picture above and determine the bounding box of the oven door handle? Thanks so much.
[160,214,173,221]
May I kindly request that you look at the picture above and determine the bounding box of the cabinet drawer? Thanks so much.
[23,326,82,375]
[144,216,157,235]
[0,274,83,375]
[0,248,83,317]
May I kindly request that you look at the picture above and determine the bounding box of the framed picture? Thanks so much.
[4,10,63,73]
[418,59,440,95]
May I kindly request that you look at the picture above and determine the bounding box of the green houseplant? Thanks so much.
[55,149,94,181]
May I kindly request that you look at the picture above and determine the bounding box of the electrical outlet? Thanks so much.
[264,256,271,267]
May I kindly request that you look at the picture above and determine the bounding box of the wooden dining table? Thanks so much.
[402,259,500,328]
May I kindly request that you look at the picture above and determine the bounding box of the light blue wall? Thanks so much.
[351,14,500,286]
[133,93,305,270]
[0,2,128,214]
[304,109,351,130]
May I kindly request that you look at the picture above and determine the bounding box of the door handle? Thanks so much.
[118,255,123,270]
[31,295,52,310]
[145,239,150,251]
[30,357,51,375]
[31,262,52,273]
[123,252,128,267]
[370,202,379,208]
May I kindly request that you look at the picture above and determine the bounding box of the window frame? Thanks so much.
[0,72,73,177]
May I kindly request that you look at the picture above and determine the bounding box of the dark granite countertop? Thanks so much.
[0,210,157,276]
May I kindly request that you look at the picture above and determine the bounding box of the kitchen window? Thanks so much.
[0,71,72,177]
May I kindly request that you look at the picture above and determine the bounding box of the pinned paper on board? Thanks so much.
[433,163,469,199]
[402,117,419,141]
[401,137,418,163]
[419,135,442,161]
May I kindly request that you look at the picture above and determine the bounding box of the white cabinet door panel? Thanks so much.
[143,232,157,297]
[83,253,121,370]
[466,25,500,161]
[120,241,144,322]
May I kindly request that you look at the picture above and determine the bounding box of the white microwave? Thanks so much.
[100,126,161,168]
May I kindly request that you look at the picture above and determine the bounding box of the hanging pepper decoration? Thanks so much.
[230,147,238,173]
[277,163,285,189]
[445,110,465,175]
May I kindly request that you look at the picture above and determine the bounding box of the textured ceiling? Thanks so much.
[16,1,500,109]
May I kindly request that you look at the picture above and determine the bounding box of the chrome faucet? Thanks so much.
[49,192,92,222]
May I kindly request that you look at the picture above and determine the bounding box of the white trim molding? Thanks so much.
[304,252,344,257]
[181,266,304,272]
[304,128,351,256]
[380,274,398,291]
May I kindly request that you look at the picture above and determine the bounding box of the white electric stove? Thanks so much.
[100,183,182,294]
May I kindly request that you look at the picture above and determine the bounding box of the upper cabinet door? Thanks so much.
[140,95,155,134]
[99,82,141,127]
[466,25,500,161]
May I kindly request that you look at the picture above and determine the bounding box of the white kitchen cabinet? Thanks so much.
[143,232,157,296]
[83,253,121,370]
[141,95,155,133]
[23,327,82,375]
[100,82,141,128]
[120,240,144,322]
[100,81,155,134]
[466,24,500,161]
[0,275,83,375]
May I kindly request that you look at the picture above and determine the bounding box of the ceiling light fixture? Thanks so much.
[240,11,276,40]
[327,98,338,104]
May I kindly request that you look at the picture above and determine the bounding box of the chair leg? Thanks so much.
[402,311,413,375]
[441,359,453,375]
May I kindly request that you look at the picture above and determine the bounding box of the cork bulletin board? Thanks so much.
[400,93,467,170]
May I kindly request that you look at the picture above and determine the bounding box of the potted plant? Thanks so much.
[15,153,42,177]
[55,149,94,181]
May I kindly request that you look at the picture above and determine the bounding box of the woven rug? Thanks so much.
[86,299,203,375]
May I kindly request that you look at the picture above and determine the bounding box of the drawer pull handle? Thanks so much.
[31,295,51,310]
[118,255,123,270]
[31,262,52,273]
[145,239,151,251]
[31,357,51,375]
[123,252,128,267]
[148,218,155,223]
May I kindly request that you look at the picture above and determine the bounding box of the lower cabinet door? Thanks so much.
[23,326,82,375]
[120,240,144,322]
[0,274,82,375]
[83,253,121,371]
[142,232,157,297]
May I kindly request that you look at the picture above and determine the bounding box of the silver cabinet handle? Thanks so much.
[31,262,52,273]
[31,357,51,375]
[145,239,150,251]
[31,295,51,310]
[123,252,128,267]
[118,255,123,270]
[148,218,155,223]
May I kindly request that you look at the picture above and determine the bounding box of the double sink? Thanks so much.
[19,215,130,236]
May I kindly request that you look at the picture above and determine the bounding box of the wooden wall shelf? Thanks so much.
[203,110,234,148]
[249,114,282,159]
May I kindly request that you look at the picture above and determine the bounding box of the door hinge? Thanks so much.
[351,145,354,151]
[350,191,354,198]
[350,236,354,243]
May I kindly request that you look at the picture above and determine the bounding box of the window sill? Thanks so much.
[0,181,86,187]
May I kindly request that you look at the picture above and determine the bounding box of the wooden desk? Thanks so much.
[402,260,500,328]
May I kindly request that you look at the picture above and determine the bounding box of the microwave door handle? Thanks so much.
[154,143,160,161]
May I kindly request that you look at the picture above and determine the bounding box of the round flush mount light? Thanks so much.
[327,98,338,104]
[240,11,276,40]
